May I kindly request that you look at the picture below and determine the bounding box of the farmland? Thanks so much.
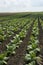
[0,12,43,65]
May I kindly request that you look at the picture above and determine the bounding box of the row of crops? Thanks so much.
[24,19,40,65]
[0,16,35,65]
[24,18,43,65]
[40,19,43,29]
[0,14,43,65]
[0,17,33,43]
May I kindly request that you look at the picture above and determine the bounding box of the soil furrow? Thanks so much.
[38,17,43,65]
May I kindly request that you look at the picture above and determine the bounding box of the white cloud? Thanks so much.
[31,0,43,7]
[0,0,43,12]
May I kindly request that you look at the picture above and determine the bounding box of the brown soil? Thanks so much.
[7,20,35,65]
[38,17,43,65]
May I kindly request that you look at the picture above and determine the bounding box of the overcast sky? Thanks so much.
[0,0,43,12]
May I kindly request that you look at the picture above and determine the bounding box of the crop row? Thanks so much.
[40,18,43,29]
[0,18,35,65]
[24,19,41,65]
[0,17,33,44]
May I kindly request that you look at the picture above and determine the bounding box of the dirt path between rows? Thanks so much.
[7,20,35,65]
[38,17,43,65]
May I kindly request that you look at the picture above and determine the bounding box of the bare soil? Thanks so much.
[38,17,43,65]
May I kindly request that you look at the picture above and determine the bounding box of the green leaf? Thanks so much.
[27,45,32,51]
[3,60,7,65]
[25,54,31,61]
[32,43,38,49]
[29,51,36,59]
[0,53,6,60]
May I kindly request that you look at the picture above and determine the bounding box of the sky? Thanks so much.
[0,0,43,12]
